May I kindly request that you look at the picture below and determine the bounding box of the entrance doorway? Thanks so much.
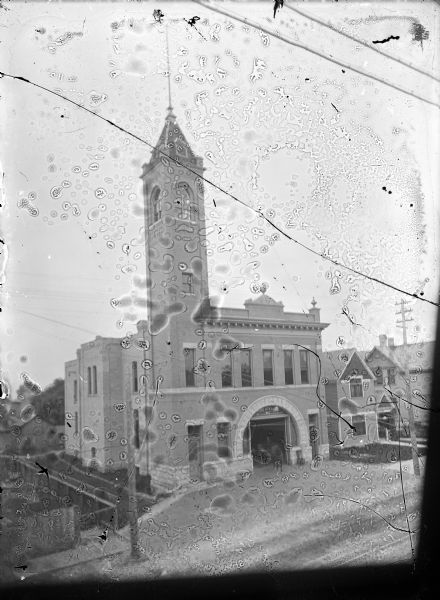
[187,424,203,480]
[248,406,293,467]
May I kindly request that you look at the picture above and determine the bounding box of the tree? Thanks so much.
[30,378,65,426]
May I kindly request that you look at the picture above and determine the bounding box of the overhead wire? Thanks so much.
[1,70,437,308]
[192,0,440,109]
[284,2,440,83]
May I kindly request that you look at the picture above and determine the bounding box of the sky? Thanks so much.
[0,1,439,393]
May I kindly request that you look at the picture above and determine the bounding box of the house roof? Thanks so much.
[365,340,435,372]
[339,350,376,381]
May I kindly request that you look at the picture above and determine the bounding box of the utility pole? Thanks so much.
[126,357,142,559]
[396,299,421,477]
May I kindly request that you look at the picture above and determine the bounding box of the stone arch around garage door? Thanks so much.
[233,395,309,459]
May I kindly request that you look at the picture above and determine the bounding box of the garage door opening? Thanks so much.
[244,406,296,467]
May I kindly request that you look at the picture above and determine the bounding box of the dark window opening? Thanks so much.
[151,187,162,223]
[74,412,78,434]
[92,365,98,395]
[240,349,252,387]
[263,349,274,386]
[352,415,367,436]
[73,379,78,403]
[185,348,196,387]
[284,349,294,385]
[133,409,140,449]
[132,361,138,393]
[217,422,231,458]
[375,367,383,384]
[387,368,396,385]
[350,377,363,398]
[300,349,309,384]
[221,346,233,387]
[87,367,92,395]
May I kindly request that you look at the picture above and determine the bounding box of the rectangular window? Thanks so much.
[263,349,274,386]
[240,349,252,387]
[87,367,92,395]
[387,368,396,385]
[350,377,363,398]
[92,366,98,395]
[217,422,231,458]
[73,380,78,404]
[184,348,196,387]
[352,414,367,436]
[284,349,294,385]
[132,361,138,393]
[300,349,309,384]
[133,409,140,449]
[221,346,233,387]
[375,367,383,385]
[74,412,78,434]
[182,272,193,294]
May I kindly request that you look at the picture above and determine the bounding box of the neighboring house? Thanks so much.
[64,105,330,491]
[323,335,434,450]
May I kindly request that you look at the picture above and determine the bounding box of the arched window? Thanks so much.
[176,182,195,220]
[151,187,162,223]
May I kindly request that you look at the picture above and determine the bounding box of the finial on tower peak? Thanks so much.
[166,24,173,114]
[311,297,317,308]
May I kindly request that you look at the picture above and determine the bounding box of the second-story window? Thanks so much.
[221,345,233,387]
[87,367,92,395]
[263,349,274,386]
[182,272,194,294]
[300,349,309,384]
[375,367,383,384]
[73,380,78,404]
[74,411,78,434]
[184,348,196,387]
[387,368,396,385]
[92,366,98,395]
[132,361,138,393]
[284,349,294,385]
[239,349,252,387]
[350,377,363,398]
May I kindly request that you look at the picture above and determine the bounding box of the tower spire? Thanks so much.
[166,24,173,114]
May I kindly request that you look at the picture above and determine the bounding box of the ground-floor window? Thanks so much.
[217,422,231,458]
[352,414,367,436]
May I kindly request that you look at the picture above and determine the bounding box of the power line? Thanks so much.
[192,0,440,109]
[1,71,438,308]
[14,308,101,336]
[284,2,440,83]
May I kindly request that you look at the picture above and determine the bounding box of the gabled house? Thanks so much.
[323,335,434,450]
[322,349,381,449]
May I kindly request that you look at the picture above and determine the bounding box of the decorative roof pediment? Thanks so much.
[244,293,283,307]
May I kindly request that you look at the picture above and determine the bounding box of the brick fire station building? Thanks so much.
[64,106,329,491]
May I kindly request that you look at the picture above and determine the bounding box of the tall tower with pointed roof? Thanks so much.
[139,109,210,390]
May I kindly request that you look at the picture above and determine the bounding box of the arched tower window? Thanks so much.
[151,187,162,224]
[176,182,195,221]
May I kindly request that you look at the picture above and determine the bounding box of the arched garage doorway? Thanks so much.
[234,396,309,466]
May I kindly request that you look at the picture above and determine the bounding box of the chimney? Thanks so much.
[388,337,395,348]
[379,334,387,347]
